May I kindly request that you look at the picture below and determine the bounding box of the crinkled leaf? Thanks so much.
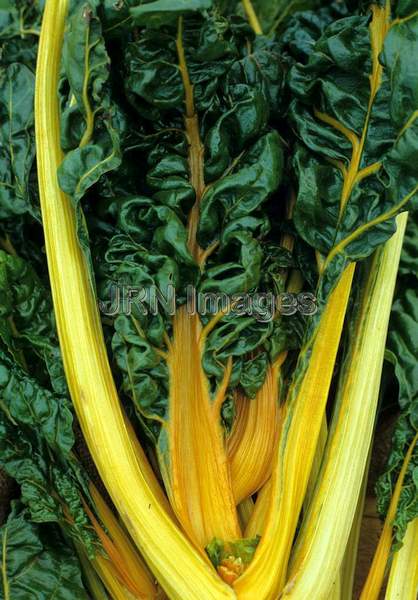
[398,210,418,277]
[0,0,41,38]
[288,8,418,295]
[0,0,41,66]
[95,11,289,437]
[130,0,212,28]
[112,314,168,431]
[279,1,350,63]
[0,503,89,600]
[58,2,122,194]
[250,0,322,34]
[386,286,418,412]
[0,63,37,220]
[0,350,97,553]
[198,131,283,251]
[0,250,66,395]
[0,349,73,455]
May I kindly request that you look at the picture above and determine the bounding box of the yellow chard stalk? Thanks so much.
[385,517,418,600]
[155,17,241,552]
[340,453,370,600]
[282,213,408,600]
[93,556,143,600]
[87,484,160,599]
[233,3,399,598]
[303,416,328,510]
[241,0,263,35]
[233,262,355,599]
[237,497,255,531]
[360,428,418,600]
[35,1,235,598]
[244,477,273,539]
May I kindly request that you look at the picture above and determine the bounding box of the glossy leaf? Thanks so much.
[0,250,66,394]
[0,63,37,220]
[0,348,96,552]
[95,10,290,437]
[249,0,322,34]
[288,6,418,294]
[0,503,89,600]
[131,0,213,27]
[58,2,122,206]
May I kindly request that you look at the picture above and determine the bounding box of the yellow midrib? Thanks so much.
[1,524,9,600]
[315,3,390,227]
[315,4,402,273]
[242,0,263,35]
[323,183,417,270]
[233,263,355,599]
[176,18,206,263]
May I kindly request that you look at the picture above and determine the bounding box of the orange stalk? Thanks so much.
[228,359,284,504]
[94,555,141,600]
[159,307,241,550]
[89,484,160,598]
[82,497,153,599]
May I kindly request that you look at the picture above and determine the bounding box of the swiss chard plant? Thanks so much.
[0,0,417,599]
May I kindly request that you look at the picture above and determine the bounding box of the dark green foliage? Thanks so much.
[0,502,89,600]
[288,10,418,294]
[0,63,37,220]
[91,6,299,437]
[0,251,66,394]
[0,348,98,554]
[0,0,417,572]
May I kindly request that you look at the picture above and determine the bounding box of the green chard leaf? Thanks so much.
[58,2,122,194]
[247,0,323,34]
[0,348,98,554]
[216,0,326,34]
[0,250,66,395]
[279,1,351,63]
[0,348,73,455]
[398,208,418,277]
[0,502,89,600]
[0,0,41,66]
[92,9,298,443]
[287,5,418,297]
[0,63,38,221]
[130,0,213,28]
[58,2,122,265]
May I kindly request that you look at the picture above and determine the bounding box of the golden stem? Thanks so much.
[242,0,263,35]
[35,2,235,598]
